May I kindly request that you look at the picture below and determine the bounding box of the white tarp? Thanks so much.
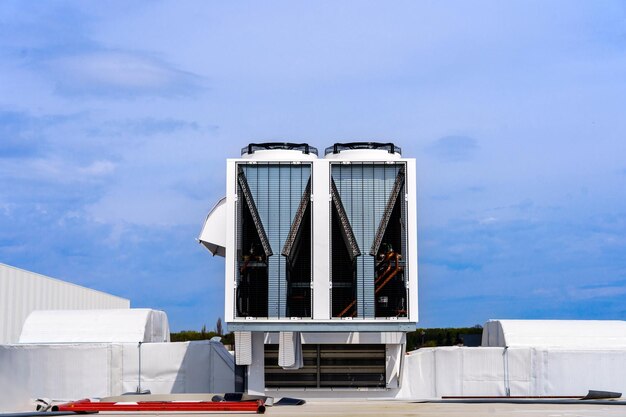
[5,341,626,406]
[482,319,626,348]
[398,346,626,399]
[19,309,170,343]
[278,331,302,369]
[199,197,226,257]
[0,341,235,412]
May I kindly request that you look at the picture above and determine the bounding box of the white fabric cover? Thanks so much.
[4,342,626,406]
[278,331,302,369]
[0,341,235,412]
[19,309,170,343]
[385,343,404,389]
[398,346,626,399]
[199,197,226,257]
[482,319,626,348]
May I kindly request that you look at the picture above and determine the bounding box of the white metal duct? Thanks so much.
[18,309,170,343]
[19,308,170,343]
[482,319,626,348]
[199,197,227,257]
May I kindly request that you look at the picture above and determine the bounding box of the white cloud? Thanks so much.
[83,131,225,228]
[48,51,203,96]
[567,285,626,300]
[425,136,479,162]
[0,157,117,183]
[78,160,116,176]
[86,187,204,227]
[479,216,498,225]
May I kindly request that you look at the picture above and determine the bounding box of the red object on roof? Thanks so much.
[53,399,265,414]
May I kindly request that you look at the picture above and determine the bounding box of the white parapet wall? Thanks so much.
[0,341,236,412]
[398,346,626,399]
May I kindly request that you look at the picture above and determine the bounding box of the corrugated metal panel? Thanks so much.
[0,263,130,344]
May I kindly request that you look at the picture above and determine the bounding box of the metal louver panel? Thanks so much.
[234,331,252,365]
[265,344,386,388]
[370,166,405,256]
[281,179,311,261]
[331,179,361,261]
[237,167,273,257]
[265,344,318,388]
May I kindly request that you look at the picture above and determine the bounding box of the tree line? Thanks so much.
[170,319,483,350]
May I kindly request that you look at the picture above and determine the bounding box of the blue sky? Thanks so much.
[1,1,625,331]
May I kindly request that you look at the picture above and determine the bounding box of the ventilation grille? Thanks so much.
[265,344,386,388]
[242,142,318,156]
[325,142,401,155]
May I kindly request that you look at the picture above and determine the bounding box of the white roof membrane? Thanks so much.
[482,319,626,348]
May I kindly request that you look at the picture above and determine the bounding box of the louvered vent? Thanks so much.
[265,344,386,388]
